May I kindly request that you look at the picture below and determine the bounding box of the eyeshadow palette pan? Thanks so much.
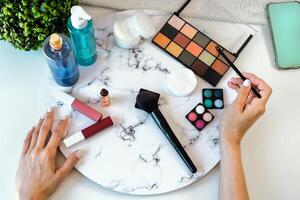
[152,14,237,86]
[202,88,224,109]
[186,103,214,131]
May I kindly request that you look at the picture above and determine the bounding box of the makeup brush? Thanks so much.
[135,88,197,173]
[175,0,191,16]
[216,46,261,98]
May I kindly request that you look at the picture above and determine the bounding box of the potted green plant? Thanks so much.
[0,0,78,51]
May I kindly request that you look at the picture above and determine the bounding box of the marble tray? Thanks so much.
[49,10,243,195]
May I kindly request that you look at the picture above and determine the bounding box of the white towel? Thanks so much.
[80,0,292,24]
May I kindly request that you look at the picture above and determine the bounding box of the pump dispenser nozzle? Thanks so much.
[71,6,92,29]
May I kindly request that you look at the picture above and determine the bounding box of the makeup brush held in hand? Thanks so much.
[135,88,197,173]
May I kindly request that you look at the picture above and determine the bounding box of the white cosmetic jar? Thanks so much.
[113,11,156,49]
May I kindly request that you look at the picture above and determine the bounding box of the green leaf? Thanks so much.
[23,28,30,36]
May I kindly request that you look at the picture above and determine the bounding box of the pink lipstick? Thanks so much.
[53,90,103,122]
[63,116,114,147]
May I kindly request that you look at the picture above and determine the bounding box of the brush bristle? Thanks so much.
[135,88,160,113]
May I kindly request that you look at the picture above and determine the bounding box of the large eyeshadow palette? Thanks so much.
[185,103,214,131]
[202,88,224,109]
[152,14,237,86]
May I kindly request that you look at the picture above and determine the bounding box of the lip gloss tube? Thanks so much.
[63,116,114,147]
[53,90,103,121]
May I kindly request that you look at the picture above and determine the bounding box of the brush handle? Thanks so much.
[151,108,197,173]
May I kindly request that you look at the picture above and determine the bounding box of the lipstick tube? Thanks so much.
[53,90,103,121]
[63,116,113,147]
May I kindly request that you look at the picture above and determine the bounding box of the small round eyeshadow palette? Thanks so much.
[202,88,224,109]
[152,14,237,87]
[185,103,214,131]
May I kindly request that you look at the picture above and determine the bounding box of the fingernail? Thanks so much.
[62,115,68,120]
[243,79,251,87]
[75,150,84,159]
[41,115,45,120]
[47,107,53,113]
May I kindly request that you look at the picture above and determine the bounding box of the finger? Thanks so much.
[21,127,34,156]
[230,77,243,86]
[55,150,83,182]
[234,79,252,110]
[35,108,54,150]
[28,118,44,151]
[243,72,272,102]
[227,81,240,91]
[46,117,69,151]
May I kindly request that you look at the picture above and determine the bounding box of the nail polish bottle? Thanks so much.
[43,33,79,87]
[67,6,97,66]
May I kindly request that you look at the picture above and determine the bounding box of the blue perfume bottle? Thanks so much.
[43,33,79,87]
[67,6,97,66]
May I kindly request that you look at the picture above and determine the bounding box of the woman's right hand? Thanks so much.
[220,72,272,147]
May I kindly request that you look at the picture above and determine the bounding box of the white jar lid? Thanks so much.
[167,68,197,97]
[130,11,156,39]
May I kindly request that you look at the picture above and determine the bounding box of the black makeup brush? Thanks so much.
[135,88,197,173]
[216,46,262,98]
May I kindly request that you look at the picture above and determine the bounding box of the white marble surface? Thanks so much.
[2,6,300,200]
[53,10,228,195]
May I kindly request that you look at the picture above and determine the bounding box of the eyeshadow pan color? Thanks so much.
[218,50,236,65]
[206,41,220,57]
[178,50,196,66]
[168,15,185,30]
[203,113,213,122]
[193,32,210,48]
[214,99,223,108]
[188,112,197,121]
[160,23,178,40]
[203,89,213,98]
[186,103,214,131]
[195,105,205,114]
[212,59,229,75]
[166,42,183,57]
[173,32,191,48]
[204,99,213,108]
[153,33,171,48]
[191,59,209,76]
[199,50,216,66]
[196,120,205,129]
[214,90,223,98]
[202,69,223,86]
[181,23,197,39]
[186,41,203,57]
[202,88,224,109]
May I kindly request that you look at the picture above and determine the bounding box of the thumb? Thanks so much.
[234,79,251,110]
[55,150,83,182]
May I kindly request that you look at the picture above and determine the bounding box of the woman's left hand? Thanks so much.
[16,108,83,200]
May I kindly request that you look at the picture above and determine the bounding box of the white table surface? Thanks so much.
[1,6,300,200]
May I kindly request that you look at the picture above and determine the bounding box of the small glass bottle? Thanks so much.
[67,6,97,66]
[43,33,79,87]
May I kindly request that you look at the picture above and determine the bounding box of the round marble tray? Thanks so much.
[54,10,225,195]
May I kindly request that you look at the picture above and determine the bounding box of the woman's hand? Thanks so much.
[16,108,83,200]
[220,73,272,147]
